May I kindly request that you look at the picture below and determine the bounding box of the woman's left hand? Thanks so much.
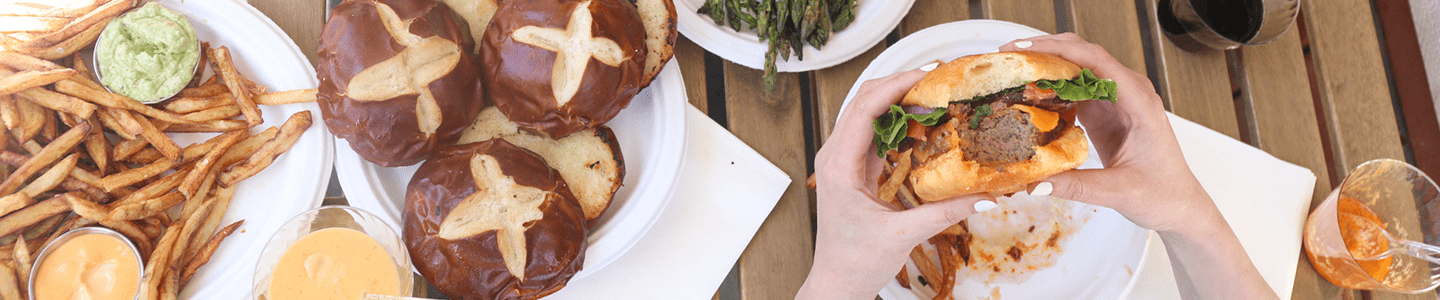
[797,69,995,300]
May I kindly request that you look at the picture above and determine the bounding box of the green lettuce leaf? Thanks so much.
[872,105,947,157]
[1032,69,1118,102]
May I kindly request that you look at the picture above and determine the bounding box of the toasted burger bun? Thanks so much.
[902,51,1081,109]
[899,51,1091,200]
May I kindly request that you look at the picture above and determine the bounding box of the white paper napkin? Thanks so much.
[1126,113,1317,299]
[546,104,792,299]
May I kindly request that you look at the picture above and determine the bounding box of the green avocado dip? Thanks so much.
[96,2,199,103]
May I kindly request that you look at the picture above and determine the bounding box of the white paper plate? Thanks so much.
[339,60,688,282]
[676,0,914,72]
[161,0,335,299]
[832,20,1151,299]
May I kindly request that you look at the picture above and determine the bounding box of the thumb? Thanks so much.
[896,193,997,240]
[1028,168,1130,208]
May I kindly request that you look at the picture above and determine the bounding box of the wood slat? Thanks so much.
[811,43,884,143]
[676,36,710,111]
[1303,0,1407,179]
[1067,0,1147,77]
[723,62,813,300]
[247,0,323,66]
[1142,0,1241,139]
[1234,29,1348,300]
[898,0,970,36]
[982,0,1057,34]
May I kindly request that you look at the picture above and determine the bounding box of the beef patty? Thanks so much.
[902,86,1073,168]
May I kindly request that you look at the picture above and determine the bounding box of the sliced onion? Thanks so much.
[903,105,936,115]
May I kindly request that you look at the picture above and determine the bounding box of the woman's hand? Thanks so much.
[1001,33,1278,300]
[797,70,995,300]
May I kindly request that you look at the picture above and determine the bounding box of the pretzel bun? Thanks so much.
[481,0,648,138]
[317,0,485,167]
[404,139,586,300]
[903,51,1081,108]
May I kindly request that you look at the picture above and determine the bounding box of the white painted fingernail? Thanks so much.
[1014,41,1033,49]
[1031,182,1053,196]
[920,62,940,72]
[973,200,998,213]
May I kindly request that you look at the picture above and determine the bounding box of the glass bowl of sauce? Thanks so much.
[29,227,143,300]
[253,205,412,300]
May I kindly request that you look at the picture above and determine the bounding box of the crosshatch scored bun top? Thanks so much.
[316,0,485,167]
[482,0,648,139]
[403,139,587,300]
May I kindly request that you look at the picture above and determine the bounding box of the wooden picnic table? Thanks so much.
[247,0,1438,299]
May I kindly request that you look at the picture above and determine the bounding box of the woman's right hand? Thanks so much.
[999,33,1278,300]
[999,33,1210,235]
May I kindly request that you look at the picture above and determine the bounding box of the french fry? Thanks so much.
[190,186,232,256]
[110,167,186,207]
[163,119,247,133]
[82,114,108,173]
[0,263,19,300]
[180,219,241,286]
[13,236,30,292]
[208,46,262,126]
[112,138,149,161]
[14,87,95,119]
[0,121,88,195]
[0,96,19,131]
[97,158,173,192]
[220,111,310,186]
[0,195,70,238]
[169,199,212,269]
[66,192,109,221]
[20,153,75,196]
[53,78,188,124]
[102,107,142,138]
[12,97,44,143]
[180,130,242,198]
[138,222,181,300]
[71,51,94,82]
[174,83,227,99]
[179,104,240,122]
[0,52,74,96]
[254,88,317,105]
[0,193,28,217]
[107,191,184,222]
[163,93,229,114]
[131,111,180,162]
[0,151,106,201]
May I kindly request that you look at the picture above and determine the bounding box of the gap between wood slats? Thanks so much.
[1226,49,1257,146]
[704,51,730,128]
[1297,12,1343,191]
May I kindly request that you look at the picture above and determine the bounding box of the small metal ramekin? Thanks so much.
[28,226,144,300]
[92,5,203,104]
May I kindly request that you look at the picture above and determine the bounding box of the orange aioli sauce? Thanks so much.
[1336,196,1392,282]
[268,227,400,300]
[34,233,140,300]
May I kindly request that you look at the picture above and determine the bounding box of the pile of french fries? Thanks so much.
[0,0,134,60]
[0,36,319,299]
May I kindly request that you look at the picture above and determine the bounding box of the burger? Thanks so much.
[875,51,1117,202]
[317,0,485,167]
[404,139,587,299]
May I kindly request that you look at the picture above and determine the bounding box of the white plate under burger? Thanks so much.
[131,0,336,299]
[338,60,688,282]
[833,20,1152,299]
[676,0,914,72]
